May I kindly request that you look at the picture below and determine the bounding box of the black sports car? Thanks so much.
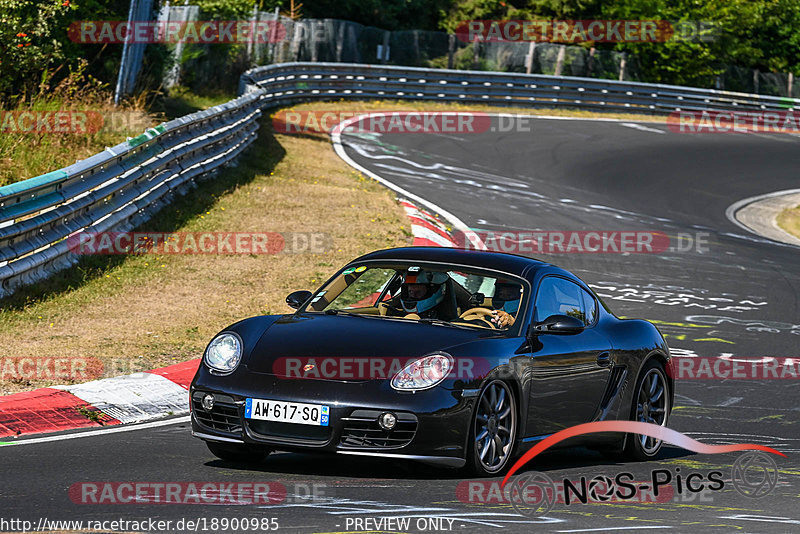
[190,247,673,475]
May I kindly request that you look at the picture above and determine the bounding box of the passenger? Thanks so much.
[490,279,522,327]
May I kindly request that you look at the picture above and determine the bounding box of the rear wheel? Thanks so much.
[624,360,670,460]
[465,380,517,476]
[206,441,271,463]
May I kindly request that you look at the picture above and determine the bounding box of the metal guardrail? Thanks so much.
[0,92,263,297]
[2,62,799,297]
[241,62,799,114]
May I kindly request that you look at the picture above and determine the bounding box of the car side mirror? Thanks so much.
[531,314,584,335]
[286,290,313,309]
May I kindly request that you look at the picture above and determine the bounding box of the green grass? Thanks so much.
[777,204,800,240]
[0,87,236,188]
[150,86,236,120]
[0,96,153,187]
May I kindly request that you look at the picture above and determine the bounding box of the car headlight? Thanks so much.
[391,352,453,391]
[204,333,242,374]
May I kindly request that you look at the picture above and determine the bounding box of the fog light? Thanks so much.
[378,412,397,431]
[201,394,215,411]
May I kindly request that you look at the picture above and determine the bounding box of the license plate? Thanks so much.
[245,398,329,426]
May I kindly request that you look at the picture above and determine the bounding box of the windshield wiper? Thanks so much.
[324,309,373,318]
[417,318,475,329]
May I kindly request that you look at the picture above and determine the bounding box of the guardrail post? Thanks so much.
[448,34,456,69]
[525,41,536,74]
[554,45,566,76]
[246,4,257,65]
[336,21,345,61]
[381,31,390,63]
[311,20,320,62]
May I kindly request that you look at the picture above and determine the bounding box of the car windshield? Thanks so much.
[303,262,526,330]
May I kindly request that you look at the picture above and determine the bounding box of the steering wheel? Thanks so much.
[458,307,497,329]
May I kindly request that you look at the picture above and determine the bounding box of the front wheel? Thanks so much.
[206,441,271,463]
[465,380,517,476]
[624,360,671,461]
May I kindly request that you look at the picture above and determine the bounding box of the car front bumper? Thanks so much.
[190,368,475,468]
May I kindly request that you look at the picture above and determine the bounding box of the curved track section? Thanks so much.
[2,115,799,533]
[334,115,800,530]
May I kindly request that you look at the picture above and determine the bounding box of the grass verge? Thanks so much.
[0,97,153,188]
[0,86,234,188]
[777,204,800,240]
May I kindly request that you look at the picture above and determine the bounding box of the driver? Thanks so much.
[397,267,453,320]
[490,279,522,327]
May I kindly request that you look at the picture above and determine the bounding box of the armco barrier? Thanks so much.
[2,62,799,296]
[0,92,262,297]
[240,62,799,115]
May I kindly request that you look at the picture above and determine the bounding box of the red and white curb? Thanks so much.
[401,200,459,248]
[0,360,198,439]
[0,200,459,440]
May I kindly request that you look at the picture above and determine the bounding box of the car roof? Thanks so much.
[352,247,552,278]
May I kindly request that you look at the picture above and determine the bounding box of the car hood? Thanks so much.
[246,313,489,379]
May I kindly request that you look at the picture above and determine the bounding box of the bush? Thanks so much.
[0,0,74,101]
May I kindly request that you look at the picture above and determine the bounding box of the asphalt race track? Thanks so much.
[3,115,799,533]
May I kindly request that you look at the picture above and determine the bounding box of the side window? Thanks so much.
[534,277,585,323]
[580,288,598,326]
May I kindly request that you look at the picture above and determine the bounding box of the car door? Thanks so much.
[525,276,613,437]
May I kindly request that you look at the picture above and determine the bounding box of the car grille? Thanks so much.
[192,393,242,434]
[339,409,418,449]
[246,420,332,444]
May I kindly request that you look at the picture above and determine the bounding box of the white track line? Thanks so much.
[620,122,666,134]
[725,188,800,240]
[557,527,672,533]
[331,114,486,251]
[0,416,190,447]
[331,112,671,250]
